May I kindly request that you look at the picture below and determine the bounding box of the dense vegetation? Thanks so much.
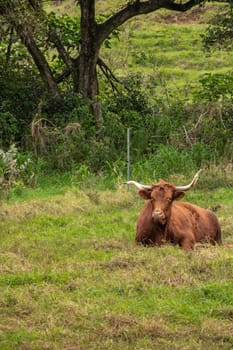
[0,1,233,186]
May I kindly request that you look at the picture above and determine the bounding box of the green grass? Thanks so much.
[104,20,233,90]
[0,174,233,349]
[98,4,233,93]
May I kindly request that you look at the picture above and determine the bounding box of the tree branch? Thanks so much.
[97,57,120,91]
[48,24,72,69]
[97,0,227,43]
[56,68,71,83]
[56,57,121,91]
[5,25,14,66]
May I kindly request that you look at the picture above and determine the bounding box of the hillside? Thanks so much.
[102,4,232,90]
[45,2,232,91]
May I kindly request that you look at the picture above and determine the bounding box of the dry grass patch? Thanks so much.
[0,252,32,273]
[200,319,233,343]
[0,187,135,223]
[99,312,169,341]
[0,189,97,222]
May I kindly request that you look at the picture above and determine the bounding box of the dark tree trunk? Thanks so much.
[5,26,14,66]
[75,0,99,99]
[72,0,102,132]
[73,51,99,100]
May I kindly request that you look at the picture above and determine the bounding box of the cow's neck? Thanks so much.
[152,209,172,245]
[152,221,168,245]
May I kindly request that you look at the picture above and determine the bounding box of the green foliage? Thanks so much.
[27,67,233,175]
[1,2,233,177]
[106,73,153,121]
[0,61,43,147]
[48,12,80,54]
[197,72,233,101]
[202,5,233,51]
[0,112,18,148]
[192,73,233,159]
[0,145,34,198]
[130,143,212,181]
[189,142,212,166]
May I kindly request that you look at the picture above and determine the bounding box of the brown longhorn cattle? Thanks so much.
[125,170,222,250]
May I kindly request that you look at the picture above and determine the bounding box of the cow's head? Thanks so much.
[124,169,202,225]
[138,182,185,225]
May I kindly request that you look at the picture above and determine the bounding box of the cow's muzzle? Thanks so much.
[152,209,166,224]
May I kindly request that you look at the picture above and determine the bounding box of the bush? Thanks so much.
[0,145,34,198]
[0,64,43,148]
[130,145,194,181]
[0,112,18,148]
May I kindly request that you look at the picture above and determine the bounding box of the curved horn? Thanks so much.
[175,169,202,191]
[123,181,152,191]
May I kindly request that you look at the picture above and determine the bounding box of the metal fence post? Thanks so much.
[127,128,130,190]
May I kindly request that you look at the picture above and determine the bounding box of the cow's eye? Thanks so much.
[167,198,172,202]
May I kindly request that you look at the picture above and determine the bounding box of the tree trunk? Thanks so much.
[74,0,99,99]
[72,0,103,134]
[73,51,98,100]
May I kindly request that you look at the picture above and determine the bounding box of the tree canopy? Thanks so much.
[0,0,216,106]
[0,0,233,176]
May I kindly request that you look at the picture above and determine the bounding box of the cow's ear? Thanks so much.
[174,191,185,201]
[138,189,151,200]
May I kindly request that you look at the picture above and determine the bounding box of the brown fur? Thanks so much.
[135,181,222,250]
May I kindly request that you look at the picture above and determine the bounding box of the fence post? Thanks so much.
[127,128,130,190]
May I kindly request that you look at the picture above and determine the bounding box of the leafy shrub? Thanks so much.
[192,73,233,159]
[0,112,18,148]
[104,73,153,120]
[131,145,194,181]
[0,145,34,198]
[197,72,233,101]
[202,7,233,51]
[0,63,43,148]
[189,142,213,167]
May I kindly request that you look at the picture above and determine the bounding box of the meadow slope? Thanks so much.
[0,181,233,349]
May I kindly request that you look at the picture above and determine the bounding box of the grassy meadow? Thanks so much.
[104,12,233,93]
[1,2,233,349]
[0,171,233,349]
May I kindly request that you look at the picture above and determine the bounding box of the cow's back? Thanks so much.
[169,202,222,244]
